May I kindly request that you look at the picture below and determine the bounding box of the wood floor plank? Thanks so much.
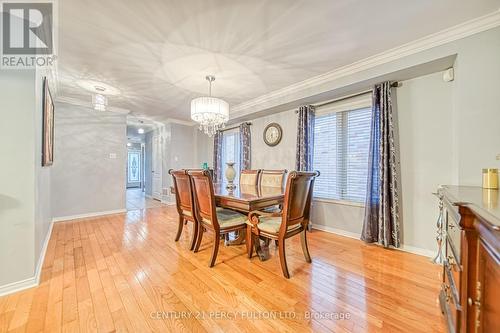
[0,205,445,332]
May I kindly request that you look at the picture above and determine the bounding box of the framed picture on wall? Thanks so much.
[42,77,54,166]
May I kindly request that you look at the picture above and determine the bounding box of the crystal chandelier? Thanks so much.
[191,75,229,136]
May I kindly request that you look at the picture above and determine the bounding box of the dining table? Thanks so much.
[170,182,285,260]
[213,183,284,213]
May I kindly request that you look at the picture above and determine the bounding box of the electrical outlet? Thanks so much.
[496,154,500,161]
[109,153,117,159]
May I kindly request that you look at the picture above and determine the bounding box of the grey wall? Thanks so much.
[397,71,454,251]
[246,70,455,254]
[0,70,37,287]
[224,27,500,254]
[51,103,127,218]
[0,69,52,289]
[250,110,297,171]
[453,28,500,185]
[33,69,53,267]
[144,123,199,201]
[194,128,214,168]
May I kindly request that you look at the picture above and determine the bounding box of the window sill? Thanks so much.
[313,197,365,208]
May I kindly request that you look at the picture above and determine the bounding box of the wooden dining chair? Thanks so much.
[247,171,320,278]
[188,170,248,267]
[258,169,287,213]
[259,169,287,188]
[169,169,198,250]
[240,169,261,186]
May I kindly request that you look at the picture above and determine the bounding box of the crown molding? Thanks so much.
[163,118,196,126]
[231,10,500,116]
[55,96,130,114]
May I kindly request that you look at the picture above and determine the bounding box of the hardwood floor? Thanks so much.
[126,189,165,211]
[0,206,445,332]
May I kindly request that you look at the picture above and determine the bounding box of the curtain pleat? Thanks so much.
[213,131,223,183]
[295,105,315,171]
[239,123,251,171]
[361,82,401,248]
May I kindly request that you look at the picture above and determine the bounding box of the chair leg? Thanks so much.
[175,216,184,241]
[194,223,204,253]
[246,227,254,258]
[209,231,220,267]
[278,238,290,278]
[301,230,312,263]
[189,221,198,251]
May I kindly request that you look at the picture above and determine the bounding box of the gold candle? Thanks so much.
[482,168,499,189]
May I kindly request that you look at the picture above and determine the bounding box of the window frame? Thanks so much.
[220,128,241,182]
[313,93,372,205]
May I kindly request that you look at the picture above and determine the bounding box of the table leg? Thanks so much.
[255,237,270,261]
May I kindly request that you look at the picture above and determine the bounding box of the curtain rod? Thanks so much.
[297,81,401,111]
[220,121,252,132]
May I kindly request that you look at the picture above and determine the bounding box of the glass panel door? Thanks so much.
[127,150,142,188]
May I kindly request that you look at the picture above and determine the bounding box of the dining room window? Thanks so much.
[221,129,241,182]
[313,94,372,203]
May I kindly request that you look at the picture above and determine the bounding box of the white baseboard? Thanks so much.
[0,218,54,297]
[52,209,126,223]
[311,224,434,258]
[399,245,435,258]
[34,219,54,284]
[312,224,362,240]
[0,276,38,297]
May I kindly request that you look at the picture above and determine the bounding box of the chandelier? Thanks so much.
[191,75,229,136]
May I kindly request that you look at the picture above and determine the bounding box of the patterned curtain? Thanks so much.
[239,123,251,171]
[295,105,315,171]
[213,131,223,183]
[361,82,401,248]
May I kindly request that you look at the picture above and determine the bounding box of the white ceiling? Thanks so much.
[57,0,500,122]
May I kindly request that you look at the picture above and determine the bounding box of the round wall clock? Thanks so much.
[263,123,283,147]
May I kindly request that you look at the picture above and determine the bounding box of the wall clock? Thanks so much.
[263,123,283,147]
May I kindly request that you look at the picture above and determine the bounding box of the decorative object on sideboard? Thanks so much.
[482,168,498,189]
[431,191,445,265]
[191,75,229,137]
[263,122,282,146]
[42,76,54,167]
[225,162,236,190]
[482,188,498,209]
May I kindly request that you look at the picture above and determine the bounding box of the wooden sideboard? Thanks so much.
[438,186,500,333]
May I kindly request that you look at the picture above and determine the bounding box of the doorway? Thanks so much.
[151,134,162,200]
[127,148,141,188]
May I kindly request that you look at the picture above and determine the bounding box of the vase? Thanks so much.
[225,162,236,189]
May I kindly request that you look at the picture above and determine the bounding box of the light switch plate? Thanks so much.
[496,154,500,160]
[109,153,117,159]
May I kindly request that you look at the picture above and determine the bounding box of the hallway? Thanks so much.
[126,188,165,211]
